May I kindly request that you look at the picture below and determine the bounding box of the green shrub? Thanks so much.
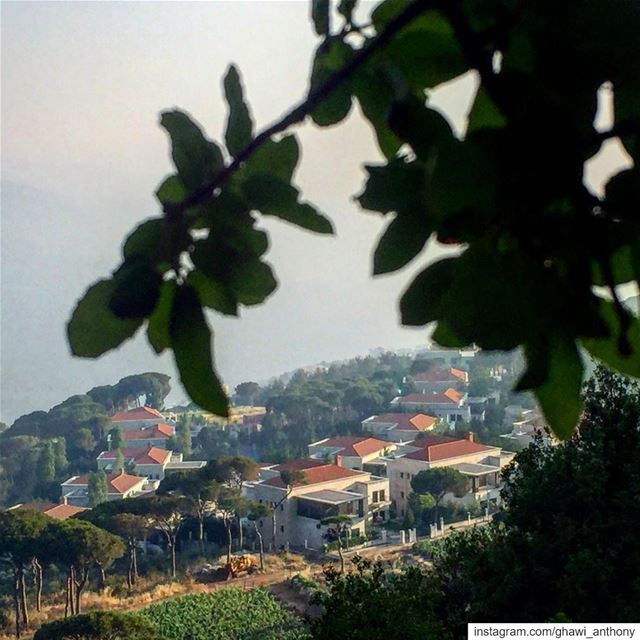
[140,588,310,640]
[33,611,157,640]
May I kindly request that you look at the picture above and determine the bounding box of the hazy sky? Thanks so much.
[1,1,631,424]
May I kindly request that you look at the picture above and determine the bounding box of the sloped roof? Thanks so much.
[110,407,164,422]
[99,446,171,465]
[123,423,173,440]
[9,502,88,520]
[319,436,390,457]
[262,463,365,488]
[396,388,464,405]
[66,472,145,494]
[368,413,437,431]
[404,438,495,462]
[271,459,328,472]
[44,504,89,520]
[413,367,467,383]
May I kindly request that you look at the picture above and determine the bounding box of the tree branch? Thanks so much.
[164,0,433,218]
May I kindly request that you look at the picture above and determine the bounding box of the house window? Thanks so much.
[280,525,284,533]
[400,491,404,499]
[259,520,263,528]
[380,490,385,501]
[280,504,284,511]
[372,490,379,502]
[400,472,404,479]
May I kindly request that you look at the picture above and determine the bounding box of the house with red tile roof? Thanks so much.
[390,388,471,426]
[307,436,395,470]
[122,423,174,449]
[110,406,169,430]
[412,367,469,393]
[60,471,152,507]
[96,446,206,481]
[8,500,88,520]
[245,459,390,551]
[361,412,438,442]
[385,432,515,517]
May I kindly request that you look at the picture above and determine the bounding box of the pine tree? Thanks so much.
[88,471,108,507]
[114,449,125,473]
[37,443,56,485]
[53,438,68,476]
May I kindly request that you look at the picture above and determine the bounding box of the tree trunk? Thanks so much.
[169,535,177,579]
[225,519,232,564]
[337,541,345,574]
[73,566,88,615]
[97,563,106,592]
[18,568,28,627]
[132,543,139,581]
[271,512,277,551]
[33,559,42,613]
[127,552,134,592]
[13,570,21,639]
[238,517,243,550]
[254,523,264,571]
[198,515,204,555]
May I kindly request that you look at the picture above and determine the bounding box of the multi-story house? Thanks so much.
[361,412,438,442]
[386,433,515,517]
[96,446,206,480]
[60,471,154,507]
[412,367,469,393]
[307,435,395,470]
[122,423,174,449]
[244,459,390,550]
[390,389,471,426]
[110,406,169,430]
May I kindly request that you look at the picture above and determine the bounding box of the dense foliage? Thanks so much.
[140,589,310,640]
[312,367,640,636]
[33,611,158,640]
[67,0,640,440]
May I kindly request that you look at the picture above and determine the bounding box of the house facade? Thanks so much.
[412,367,469,393]
[60,471,153,507]
[110,406,169,430]
[385,433,515,516]
[361,412,438,442]
[390,389,471,426]
[307,436,395,470]
[244,459,390,550]
[122,423,174,449]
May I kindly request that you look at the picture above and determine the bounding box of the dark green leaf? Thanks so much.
[383,13,468,89]
[186,270,238,316]
[223,65,254,157]
[240,135,300,183]
[312,0,330,36]
[532,335,584,440]
[431,320,468,348]
[358,158,424,214]
[467,86,506,132]
[155,175,188,205]
[147,280,177,354]
[68,280,142,358]
[230,258,278,306]
[337,0,357,22]
[353,64,402,159]
[242,174,334,233]
[388,98,453,160]
[109,261,163,319]
[122,219,171,265]
[169,285,229,416]
[160,110,224,190]
[373,207,431,275]
[581,299,640,379]
[310,38,354,127]
[605,168,640,221]
[400,258,456,326]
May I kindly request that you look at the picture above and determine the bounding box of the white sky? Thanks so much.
[0,1,631,423]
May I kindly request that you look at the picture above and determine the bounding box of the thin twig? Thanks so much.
[163,0,433,218]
